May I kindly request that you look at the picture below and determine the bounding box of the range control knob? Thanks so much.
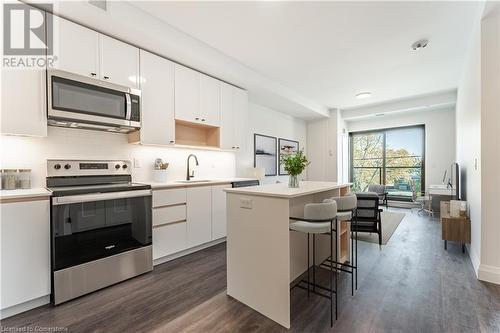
[122,164,128,169]
[115,164,121,169]
[64,164,71,170]
[54,164,61,170]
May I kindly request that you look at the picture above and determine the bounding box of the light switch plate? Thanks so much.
[240,197,252,209]
[134,158,141,168]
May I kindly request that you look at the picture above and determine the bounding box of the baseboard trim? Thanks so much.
[478,264,500,285]
[0,295,50,319]
[467,244,481,277]
[153,238,226,266]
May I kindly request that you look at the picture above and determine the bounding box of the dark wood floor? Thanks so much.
[2,209,500,332]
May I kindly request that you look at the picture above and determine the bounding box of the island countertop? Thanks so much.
[224,181,350,199]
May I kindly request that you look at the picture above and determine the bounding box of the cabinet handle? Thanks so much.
[90,73,97,77]
[236,146,240,149]
[169,140,175,144]
[103,76,110,80]
[195,117,200,121]
[201,118,206,122]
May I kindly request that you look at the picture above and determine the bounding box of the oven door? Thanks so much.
[51,190,152,271]
[47,70,141,129]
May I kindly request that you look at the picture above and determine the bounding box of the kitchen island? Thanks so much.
[224,181,351,328]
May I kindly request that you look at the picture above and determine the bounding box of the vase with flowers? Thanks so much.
[281,150,310,188]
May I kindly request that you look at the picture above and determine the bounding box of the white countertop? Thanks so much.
[0,188,52,201]
[224,181,350,198]
[148,178,259,190]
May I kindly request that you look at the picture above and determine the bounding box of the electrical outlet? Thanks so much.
[134,158,141,168]
[240,197,252,209]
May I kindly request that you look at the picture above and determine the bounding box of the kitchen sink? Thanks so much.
[175,180,212,184]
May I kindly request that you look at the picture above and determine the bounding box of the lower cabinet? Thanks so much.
[186,186,212,248]
[1,199,50,311]
[153,221,187,260]
[211,184,230,240]
[152,184,229,262]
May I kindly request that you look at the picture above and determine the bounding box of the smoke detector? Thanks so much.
[411,39,428,51]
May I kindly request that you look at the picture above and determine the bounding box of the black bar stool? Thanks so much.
[289,201,338,327]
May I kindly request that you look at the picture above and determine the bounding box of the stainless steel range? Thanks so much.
[46,159,152,305]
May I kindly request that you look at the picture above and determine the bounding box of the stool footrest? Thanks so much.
[293,280,336,300]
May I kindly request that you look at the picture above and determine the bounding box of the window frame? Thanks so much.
[349,124,426,200]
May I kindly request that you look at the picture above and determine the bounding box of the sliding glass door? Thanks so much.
[350,125,425,201]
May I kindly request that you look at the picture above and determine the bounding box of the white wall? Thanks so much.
[456,1,500,284]
[306,110,340,182]
[237,103,307,184]
[479,2,500,283]
[0,127,236,188]
[456,16,482,273]
[346,107,456,193]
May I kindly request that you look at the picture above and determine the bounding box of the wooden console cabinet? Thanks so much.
[440,201,470,252]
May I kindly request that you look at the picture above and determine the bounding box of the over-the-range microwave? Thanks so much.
[47,70,141,133]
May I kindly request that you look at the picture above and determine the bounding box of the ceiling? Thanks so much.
[130,1,480,111]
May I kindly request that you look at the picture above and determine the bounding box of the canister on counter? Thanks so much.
[2,169,18,190]
[18,169,31,189]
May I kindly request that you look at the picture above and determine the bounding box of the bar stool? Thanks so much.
[289,201,338,327]
[322,194,358,295]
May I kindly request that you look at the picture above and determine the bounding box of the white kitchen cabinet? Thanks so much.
[1,68,47,137]
[51,14,99,78]
[1,200,50,310]
[153,221,187,260]
[186,186,212,247]
[232,87,248,151]
[219,83,248,151]
[139,50,175,145]
[199,74,220,126]
[219,82,234,150]
[100,35,140,88]
[174,64,199,123]
[211,184,230,240]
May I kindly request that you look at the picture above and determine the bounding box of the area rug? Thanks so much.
[355,211,405,245]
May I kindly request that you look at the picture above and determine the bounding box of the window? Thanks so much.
[350,125,425,201]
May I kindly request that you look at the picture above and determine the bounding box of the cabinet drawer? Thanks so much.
[153,221,187,260]
[153,188,187,208]
[153,205,186,227]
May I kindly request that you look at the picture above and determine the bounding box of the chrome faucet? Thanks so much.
[186,154,199,181]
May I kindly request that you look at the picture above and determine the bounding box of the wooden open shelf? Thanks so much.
[175,120,220,148]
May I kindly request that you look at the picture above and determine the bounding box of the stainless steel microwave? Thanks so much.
[47,70,141,133]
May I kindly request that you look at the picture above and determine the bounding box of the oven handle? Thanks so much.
[52,190,152,205]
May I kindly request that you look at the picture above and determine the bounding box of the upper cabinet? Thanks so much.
[174,64,199,123]
[220,82,248,151]
[174,64,220,127]
[199,74,221,127]
[51,15,99,79]
[51,15,139,89]
[137,50,175,145]
[100,35,140,88]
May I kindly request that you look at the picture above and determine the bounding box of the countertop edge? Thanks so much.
[149,178,259,190]
[223,183,351,199]
[0,188,52,201]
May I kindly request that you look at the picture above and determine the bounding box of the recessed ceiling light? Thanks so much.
[411,39,429,51]
[355,92,372,99]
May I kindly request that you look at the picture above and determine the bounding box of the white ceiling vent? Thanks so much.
[89,0,107,11]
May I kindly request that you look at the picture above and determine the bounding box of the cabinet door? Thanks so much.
[219,82,234,150]
[186,186,212,247]
[199,74,220,126]
[211,184,230,240]
[232,88,248,151]
[100,35,140,88]
[1,68,47,136]
[139,50,175,145]
[153,221,187,260]
[1,200,50,309]
[174,64,199,123]
[51,14,99,78]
